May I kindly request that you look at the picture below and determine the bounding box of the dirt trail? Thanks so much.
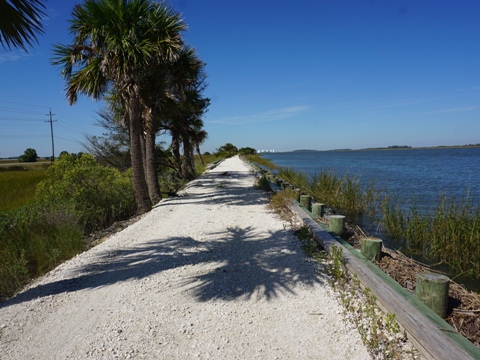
[0,156,370,359]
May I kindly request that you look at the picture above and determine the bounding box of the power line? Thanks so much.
[45,109,57,164]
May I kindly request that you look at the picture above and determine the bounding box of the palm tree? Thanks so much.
[181,99,209,179]
[139,58,171,204]
[164,45,209,179]
[52,0,185,214]
[0,0,46,51]
[191,123,208,166]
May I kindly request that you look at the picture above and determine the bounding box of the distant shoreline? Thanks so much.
[288,144,480,153]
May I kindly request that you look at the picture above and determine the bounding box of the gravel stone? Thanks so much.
[0,156,371,359]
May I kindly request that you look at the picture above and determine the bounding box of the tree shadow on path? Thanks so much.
[1,224,324,309]
[1,162,325,309]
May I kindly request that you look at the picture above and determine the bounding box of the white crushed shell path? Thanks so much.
[0,156,371,360]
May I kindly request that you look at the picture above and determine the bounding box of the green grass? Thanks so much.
[277,167,380,215]
[244,154,277,170]
[277,167,309,192]
[380,194,480,278]
[0,203,83,301]
[0,171,47,212]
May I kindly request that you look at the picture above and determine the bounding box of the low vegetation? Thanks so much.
[252,160,380,215]
[36,154,136,233]
[258,154,480,352]
[251,155,480,281]
[380,194,480,278]
[0,171,47,212]
[244,154,276,170]
[264,184,415,358]
[0,203,84,299]
[0,151,217,301]
[0,154,136,300]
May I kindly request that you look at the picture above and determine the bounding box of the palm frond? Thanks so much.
[0,0,46,51]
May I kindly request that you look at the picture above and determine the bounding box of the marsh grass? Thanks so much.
[277,167,309,192]
[277,167,379,215]
[0,203,83,300]
[380,194,480,278]
[0,171,47,212]
[310,171,379,215]
[244,154,276,170]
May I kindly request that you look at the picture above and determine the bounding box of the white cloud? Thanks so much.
[417,106,476,115]
[0,51,30,64]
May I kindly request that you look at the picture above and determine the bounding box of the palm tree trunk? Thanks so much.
[182,136,194,180]
[128,90,151,214]
[196,143,205,166]
[171,132,182,178]
[144,110,162,204]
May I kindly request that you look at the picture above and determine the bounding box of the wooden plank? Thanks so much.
[289,202,480,360]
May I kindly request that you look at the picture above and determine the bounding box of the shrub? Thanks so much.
[36,154,135,233]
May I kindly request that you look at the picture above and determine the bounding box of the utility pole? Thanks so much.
[46,109,56,165]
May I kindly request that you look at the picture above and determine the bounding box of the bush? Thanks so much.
[36,154,135,233]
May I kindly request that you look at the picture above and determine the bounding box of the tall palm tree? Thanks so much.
[52,0,185,214]
[139,58,171,204]
[164,45,209,179]
[0,0,46,51]
[181,98,209,179]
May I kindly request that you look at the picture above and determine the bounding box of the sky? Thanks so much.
[1,0,480,158]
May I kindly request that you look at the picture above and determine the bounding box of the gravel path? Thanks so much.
[0,156,371,359]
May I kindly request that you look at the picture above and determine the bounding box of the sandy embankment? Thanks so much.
[0,156,370,359]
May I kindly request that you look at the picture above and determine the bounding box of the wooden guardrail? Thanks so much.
[290,201,480,360]
[247,160,480,359]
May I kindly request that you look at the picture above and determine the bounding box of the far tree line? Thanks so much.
[16,143,257,164]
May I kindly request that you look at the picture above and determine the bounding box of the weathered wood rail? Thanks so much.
[290,201,480,360]
[246,160,480,359]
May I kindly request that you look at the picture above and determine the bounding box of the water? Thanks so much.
[262,148,480,291]
[262,147,480,212]
[262,147,480,288]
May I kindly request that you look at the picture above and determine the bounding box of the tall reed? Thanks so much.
[277,167,379,215]
[244,154,277,171]
[380,194,480,278]
[310,171,379,215]
[277,167,309,192]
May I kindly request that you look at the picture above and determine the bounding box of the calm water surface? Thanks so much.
[263,148,480,287]
[262,147,480,210]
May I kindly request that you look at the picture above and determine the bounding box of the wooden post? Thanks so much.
[294,188,301,202]
[312,203,325,217]
[329,215,345,235]
[416,272,450,319]
[300,195,312,211]
[361,237,383,262]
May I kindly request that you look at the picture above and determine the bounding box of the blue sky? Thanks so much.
[1,0,480,158]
